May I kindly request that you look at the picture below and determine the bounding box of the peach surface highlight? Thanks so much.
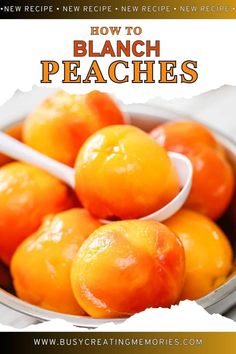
[71,220,185,318]
[23,90,125,166]
[0,162,76,265]
[75,125,180,220]
[165,209,233,300]
[11,208,102,315]
[151,120,234,219]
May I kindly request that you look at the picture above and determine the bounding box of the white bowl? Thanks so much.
[0,88,236,327]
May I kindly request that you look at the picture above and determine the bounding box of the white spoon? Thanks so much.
[0,131,192,222]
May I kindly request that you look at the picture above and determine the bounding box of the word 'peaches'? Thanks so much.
[11,209,101,315]
[151,120,234,219]
[75,125,180,220]
[23,90,125,166]
[71,220,185,318]
[0,162,76,265]
[165,209,233,300]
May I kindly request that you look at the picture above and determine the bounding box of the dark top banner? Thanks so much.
[1,0,236,19]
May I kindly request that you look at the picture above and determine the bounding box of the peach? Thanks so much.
[165,209,233,300]
[186,145,234,219]
[11,209,101,315]
[151,120,234,219]
[150,120,219,154]
[71,220,185,318]
[0,162,76,265]
[23,90,125,166]
[75,125,180,220]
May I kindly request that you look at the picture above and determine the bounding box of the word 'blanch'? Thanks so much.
[41,39,198,84]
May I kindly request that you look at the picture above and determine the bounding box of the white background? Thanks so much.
[1,19,236,104]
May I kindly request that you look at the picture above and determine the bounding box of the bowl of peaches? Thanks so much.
[0,88,235,327]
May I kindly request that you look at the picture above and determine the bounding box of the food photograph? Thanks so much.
[0,86,235,329]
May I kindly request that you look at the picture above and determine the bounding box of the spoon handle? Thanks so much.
[0,131,75,188]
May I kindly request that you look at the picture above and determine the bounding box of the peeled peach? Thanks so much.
[23,90,125,166]
[75,125,180,220]
[11,208,101,315]
[151,120,219,154]
[151,120,234,219]
[165,209,233,300]
[0,123,23,167]
[186,145,234,219]
[71,220,185,318]
[0,162,76,265]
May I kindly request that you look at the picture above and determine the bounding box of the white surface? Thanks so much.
[0,303,37,328]
[1,301,236,332]
[0,131,75,188]
[149,85,236,141]
[2,21,236,104]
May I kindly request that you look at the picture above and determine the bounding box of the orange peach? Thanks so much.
[186,145,234,219]
[71,220,185,318]
[214,269,236,289]
[151,120,234,219]
[23,90,125,166]
[0,162,76,265]
[165,209,233,300]
[75,125,180,220]
[11,209,101,315]
[151,120,219,154]
[0,123,23,167]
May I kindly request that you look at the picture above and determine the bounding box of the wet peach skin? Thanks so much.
[71,220,185,318]
[75,125,180,220]
[0,92,233,319]
[0,162,77,265]
[151,120,235,220]
[11,209,102,315]
[165,209,233,300]
[23,90,126,166]
[10,208,234,317]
